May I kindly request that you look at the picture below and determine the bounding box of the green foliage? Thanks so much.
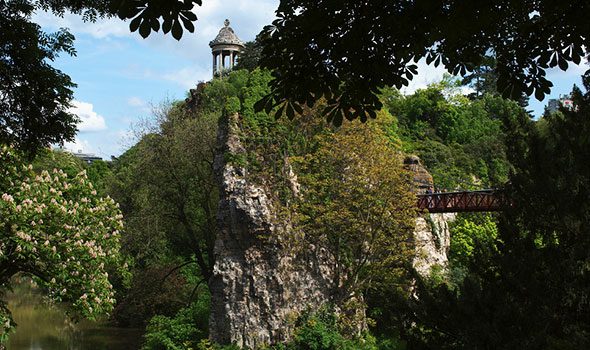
[294,118,417,302]
[107,86,224,332]
[0,1,77,155]
[273,309,379,350]
[112,266,189,327]
[385,84,514,189]
[199,71,248,114]
[0,145,128,340]
[108,102,219,280]
[462,54,529,107]
[399,78,590,349]
[85,160,113,196]
[461,55,499,99]
[31,149,113,196]
[448,214,499,268]
[259,0,588,121]
[234,39,263,71]
[31,149,85,177]
[142,286,210,350]
[225,96,241,115]
[1,0,205,156]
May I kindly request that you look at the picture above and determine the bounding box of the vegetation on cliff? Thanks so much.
[107,68,522,349]
[2,65,589,349]
[2,1,589,348]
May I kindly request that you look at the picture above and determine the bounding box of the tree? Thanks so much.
[234,36,264,71]
[109,101,219,281]
[257,0,589,124]
[461,55,499,99]
[1,0,201,154]
[383,81,513,189]
[294,115,417,307]
[0,1,78,154]
[0,145,127,340]
[399,76,590,349]
[462,54,530,107]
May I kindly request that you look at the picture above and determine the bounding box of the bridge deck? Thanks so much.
[417,190,507,213]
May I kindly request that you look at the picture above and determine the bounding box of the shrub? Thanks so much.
[278,309,378,350]
[142,287,210,350]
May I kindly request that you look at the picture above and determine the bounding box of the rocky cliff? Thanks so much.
[413,213,454,276]
[404,156,454,275]
[209,116,453,348]
[209,114,336,348]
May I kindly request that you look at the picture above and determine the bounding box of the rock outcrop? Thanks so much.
[210,120,453,348]
[209,114,336,348]
[413,213,454,276]
[404,155,454,275]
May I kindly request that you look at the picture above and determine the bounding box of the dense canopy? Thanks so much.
[257,0,590,124]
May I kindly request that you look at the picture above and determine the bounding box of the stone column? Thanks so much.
[230,51,234,68]
[212,53,217,76]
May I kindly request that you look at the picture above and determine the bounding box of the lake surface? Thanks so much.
[6,281,143,350]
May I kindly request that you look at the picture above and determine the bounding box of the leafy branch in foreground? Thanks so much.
[258,0,589,123]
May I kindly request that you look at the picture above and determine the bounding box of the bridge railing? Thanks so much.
[416,189,509,213]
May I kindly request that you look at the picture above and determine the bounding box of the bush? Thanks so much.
[113,266,189,327]
[275,309,379,350]
[142,286,210,350]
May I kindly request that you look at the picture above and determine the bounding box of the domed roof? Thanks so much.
[209,19,244,48]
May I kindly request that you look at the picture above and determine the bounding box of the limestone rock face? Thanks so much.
[404,155,433,193]
[209,114,335,348]
[404,155,454,275]
[413,213,455,276]
[209,118,453,347]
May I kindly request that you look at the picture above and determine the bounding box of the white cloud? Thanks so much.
[69,100,107,132]
[127,96,145,107]
[33,11,130,39]
[62,136,93,154]
[127,97,153,114]
[401,59,450,95]
[162,66,211,89]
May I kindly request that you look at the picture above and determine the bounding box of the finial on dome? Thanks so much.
[224,19,230,27]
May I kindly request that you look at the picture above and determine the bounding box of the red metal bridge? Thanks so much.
[417,189,509,213]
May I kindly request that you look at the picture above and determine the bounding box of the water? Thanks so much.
[5,281,143,350]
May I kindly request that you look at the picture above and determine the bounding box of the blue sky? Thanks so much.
[35,2,587,158]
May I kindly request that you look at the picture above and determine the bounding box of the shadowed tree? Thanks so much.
[1,0,202,154]
[257,0,589,125]
[398,74,590,349]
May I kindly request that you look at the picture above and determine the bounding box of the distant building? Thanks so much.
[546,94,574,114]
[209,19,244,77]
[54,146,103,164]
[72,151,102,164]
